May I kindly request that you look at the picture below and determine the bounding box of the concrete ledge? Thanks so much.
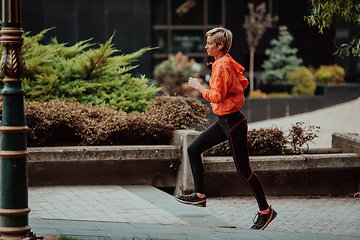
[28,145,182,162]
[27,145,182,187]
[307,148,343,154]
[332,132,360,154]
[203,153,360,173]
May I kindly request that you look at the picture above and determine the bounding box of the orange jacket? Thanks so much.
[202,54,249,116]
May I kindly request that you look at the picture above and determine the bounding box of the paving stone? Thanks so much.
[202,196,360,238]
[28,183,359,239]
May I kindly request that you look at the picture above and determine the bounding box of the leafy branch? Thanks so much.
[84,34,113,80]
[305,0,360,57]
[333,32,360,57]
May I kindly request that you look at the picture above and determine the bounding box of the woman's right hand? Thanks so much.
[188,77,207,94]
[188,77,201,89]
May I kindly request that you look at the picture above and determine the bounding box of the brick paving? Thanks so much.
[29,185,188,225]
[28,185,360,239]
[202,196,360,238]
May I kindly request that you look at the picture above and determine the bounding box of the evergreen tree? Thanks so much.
[261,26,303,84]
[0,28,160,113]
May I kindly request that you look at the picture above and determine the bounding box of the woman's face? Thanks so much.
[205,35,219,57]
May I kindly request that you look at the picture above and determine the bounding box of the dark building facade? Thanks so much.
[18,0,360,84]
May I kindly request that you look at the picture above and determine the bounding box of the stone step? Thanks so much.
[28,145,182,162]
[203,153,360,173]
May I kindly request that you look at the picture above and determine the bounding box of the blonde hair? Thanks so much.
[206,27,233,53]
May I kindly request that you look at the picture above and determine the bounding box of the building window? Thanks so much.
[152,0,226,75]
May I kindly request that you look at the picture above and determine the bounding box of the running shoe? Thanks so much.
[250,206,277,230]
[174,192,206,207]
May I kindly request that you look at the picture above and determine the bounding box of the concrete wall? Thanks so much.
[1,131,358,197]
[332,132,360,155]
[202,154,360,197]
[173,131,360,197]
[27,145,182,187]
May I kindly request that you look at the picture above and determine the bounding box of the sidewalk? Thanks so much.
[248,97,360,149]
[28,185,359,240]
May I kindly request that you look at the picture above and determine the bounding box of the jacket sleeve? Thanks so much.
[202,64,229,103]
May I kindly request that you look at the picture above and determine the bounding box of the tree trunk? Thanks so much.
[249,49,255,93]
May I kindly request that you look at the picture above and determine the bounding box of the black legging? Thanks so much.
[188,111,269,211]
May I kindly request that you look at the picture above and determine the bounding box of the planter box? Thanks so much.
[316,84,360,107]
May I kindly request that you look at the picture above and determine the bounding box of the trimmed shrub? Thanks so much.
[315,64,345,85]
[248,90,268,99]
[204,125,287,156]
[267,92,291,98]
[287,66,316,96]
[249,90,292,98]
[248,126,288,155]
[0,96,210,146]
[146,95,210,130]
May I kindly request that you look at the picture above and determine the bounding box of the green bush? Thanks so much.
[315,64,345,85]
[287,66,316,96]
[248,90,268,99]
[0,28,160,113]
[261,26,303,84]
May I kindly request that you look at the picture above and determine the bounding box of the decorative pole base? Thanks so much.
[0,226,31,238]
[0,0,30,239]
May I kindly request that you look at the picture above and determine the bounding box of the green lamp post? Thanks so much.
[0,0,31,238]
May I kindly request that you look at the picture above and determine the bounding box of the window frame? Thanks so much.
[152,0,226,75]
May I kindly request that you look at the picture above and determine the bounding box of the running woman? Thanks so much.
[174,27,277,230]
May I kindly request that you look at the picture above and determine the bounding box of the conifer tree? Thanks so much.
[261,26,303,84]
[0,28,160,113]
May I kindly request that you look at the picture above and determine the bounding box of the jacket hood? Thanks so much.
[213,54,249,90]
